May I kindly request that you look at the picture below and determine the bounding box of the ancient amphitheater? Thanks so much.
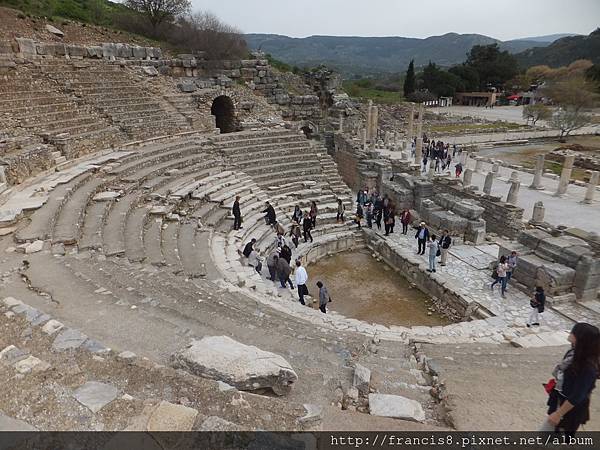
[0,34,599,435]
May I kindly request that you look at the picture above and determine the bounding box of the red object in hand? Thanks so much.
[544,378,556,394]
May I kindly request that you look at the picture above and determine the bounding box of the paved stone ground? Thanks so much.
[377,227,577,331]
[465,159,600,234]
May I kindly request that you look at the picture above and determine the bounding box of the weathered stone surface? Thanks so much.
[25,240,44,254]
[14,356,51,374]
[0,414,37,431]
[299,404,323,425]
[16,38,36,55]
[12,303,42,322]
[73,381,118,413]
[132,46,147,59]
[87,46,103,58]
[45,24,64,37]
[67,45,87,58]
[2,297,23,308]
[42,319,64,335]
[368,393,425,422]
[0,345,28,365]
[52,328,88,351]
[178,82,196,93]
[93,191,120,202]
[141,66,158,77]
[147,401,198,431]
[82,339,110,354]
[353,364,371,395]
[102,43,117,59]
[199,416,241,431]
[172,336,298,395]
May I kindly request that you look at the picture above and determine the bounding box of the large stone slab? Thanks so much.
[0,414,37,431]
[353,364,371,395]
[73,381,118,413]
[171,336,298,395]
[368,393,426,422]
[147,401,198,431]
[52,328,88,351]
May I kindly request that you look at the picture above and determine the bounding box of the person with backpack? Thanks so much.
[527,286,545,327]
[317,281,330,314]
[490,255,509,298]
[541,323,600,436]
[438,230,452,266]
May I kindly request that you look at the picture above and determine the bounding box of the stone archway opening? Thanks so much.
[211,95,236,133]
[301,125,313,139]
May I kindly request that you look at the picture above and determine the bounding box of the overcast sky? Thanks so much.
[190,0,599,40]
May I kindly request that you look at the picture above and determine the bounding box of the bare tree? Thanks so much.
[522,104,552,126]
[550,108,593,139]
[125,0,191,30]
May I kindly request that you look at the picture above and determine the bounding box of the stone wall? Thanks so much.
[433,178,524,239]
[330,133,365,190]
[2,145,55,185]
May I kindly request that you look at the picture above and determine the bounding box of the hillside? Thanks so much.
[244,32,552,76]
[515,29,600,68]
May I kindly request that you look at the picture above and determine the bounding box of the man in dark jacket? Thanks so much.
[415,222,429,255]
[438,229,452,266]
[232,195,242,230]
[263,201,276,226]
[242,238,256,258]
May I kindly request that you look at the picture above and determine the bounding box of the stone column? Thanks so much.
[366,100,373,141]
[531,201,545,223]
[361,128,367,151]
[416,103,424,140]
[463,168,473,187]
[474,158,484,173]
[555,154,575,197]
[506,179,521,205]
[483,171,494,195]
[406,103,414,149]
[415,137,423,164]
[491,163,500,178]
[583,171,599,204]
[338,115,344,132]
[428,162,435,179]
[529,154,545,190]
[371,106,379,144]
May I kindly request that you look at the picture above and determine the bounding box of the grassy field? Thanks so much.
[342,80,404,104]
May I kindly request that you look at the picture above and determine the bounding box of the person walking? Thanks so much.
[540,322,600,436]
[507,251,518,283]
[455,162,463,178]
[292,205,303,224]
[415,222,429,255]
[295,260,308,305]
[277,255,294,289]
[232,195,242,230]
[274,230,287,249]
[491,255,509,298]
[438,230,452,266]
[527,286,545,327]
[400,208,411,235]
[279,244,292,265]
[427,234,438,273]
[289,221,301,248]
[266,250,279,282]
[356,203,363,229]
[247,249,263,274]
[336,199,345,223]
[317,281,330,314]
[387,205,395,234]
[366,203,373,229]
[263,201,276,226]
[302,211,313,243]
[242,238,256,258]
[309,201,318,228]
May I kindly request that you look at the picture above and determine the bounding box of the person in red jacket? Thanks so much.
[399,209,411,235]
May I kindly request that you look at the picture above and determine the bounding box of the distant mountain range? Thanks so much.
[244,32,582,76]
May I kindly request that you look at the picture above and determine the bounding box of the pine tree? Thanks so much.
[403,60,416,97]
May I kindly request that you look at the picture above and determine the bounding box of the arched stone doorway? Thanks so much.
[211,95,236,133]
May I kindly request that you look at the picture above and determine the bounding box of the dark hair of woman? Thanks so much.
[499,255,507,264]
[569,322,600,377]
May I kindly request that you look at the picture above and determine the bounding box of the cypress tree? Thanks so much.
[403,59,416,97]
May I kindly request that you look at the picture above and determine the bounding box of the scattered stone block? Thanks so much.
[199,416,241,431]
[2,297,23,308]
[16,38,36,55]
[93,191,120,202]
[42,319,64,335]
[142,66,158,76]
[14,356,50,374]
[147,401,198,431]
[73,381,118,413]
[171,336,298,395]
[117,351,137,361]
[12,303,42,322]
[368,393,426,422]
[45,24,64,37]
[0,345,28,365]
[0,414,37,431]
[25,240,44,254]
[82,339,110,354]
[298,404,323,425]
[353,363,371,395]
[52,328,88,351]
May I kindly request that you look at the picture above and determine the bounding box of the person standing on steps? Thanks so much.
[263,201,276,226]
[336,199,345,223]
[491,255,509,298]
[242,238,256,258]
[266,250,279,282]
[289,220,301,248]
[279,244,292,265]
[366,203,373,229]
[274,230,287,250]
[277,254,294,289]
[232,195,242,230]
[295,260,308,305]
[415,222,429,255]
[292,205,303,224]
[310,201,318,228]
[317,281,330,314]
[400,208,411,235]
[455,162,463,178]
[438,230,452,266]
[355,203,364,229]
[427,234,438,273]
[540,322,599,436]
[302,211,313,243]
[247,248,263,274]
[507,250,518,284]
[527,286,545,327]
